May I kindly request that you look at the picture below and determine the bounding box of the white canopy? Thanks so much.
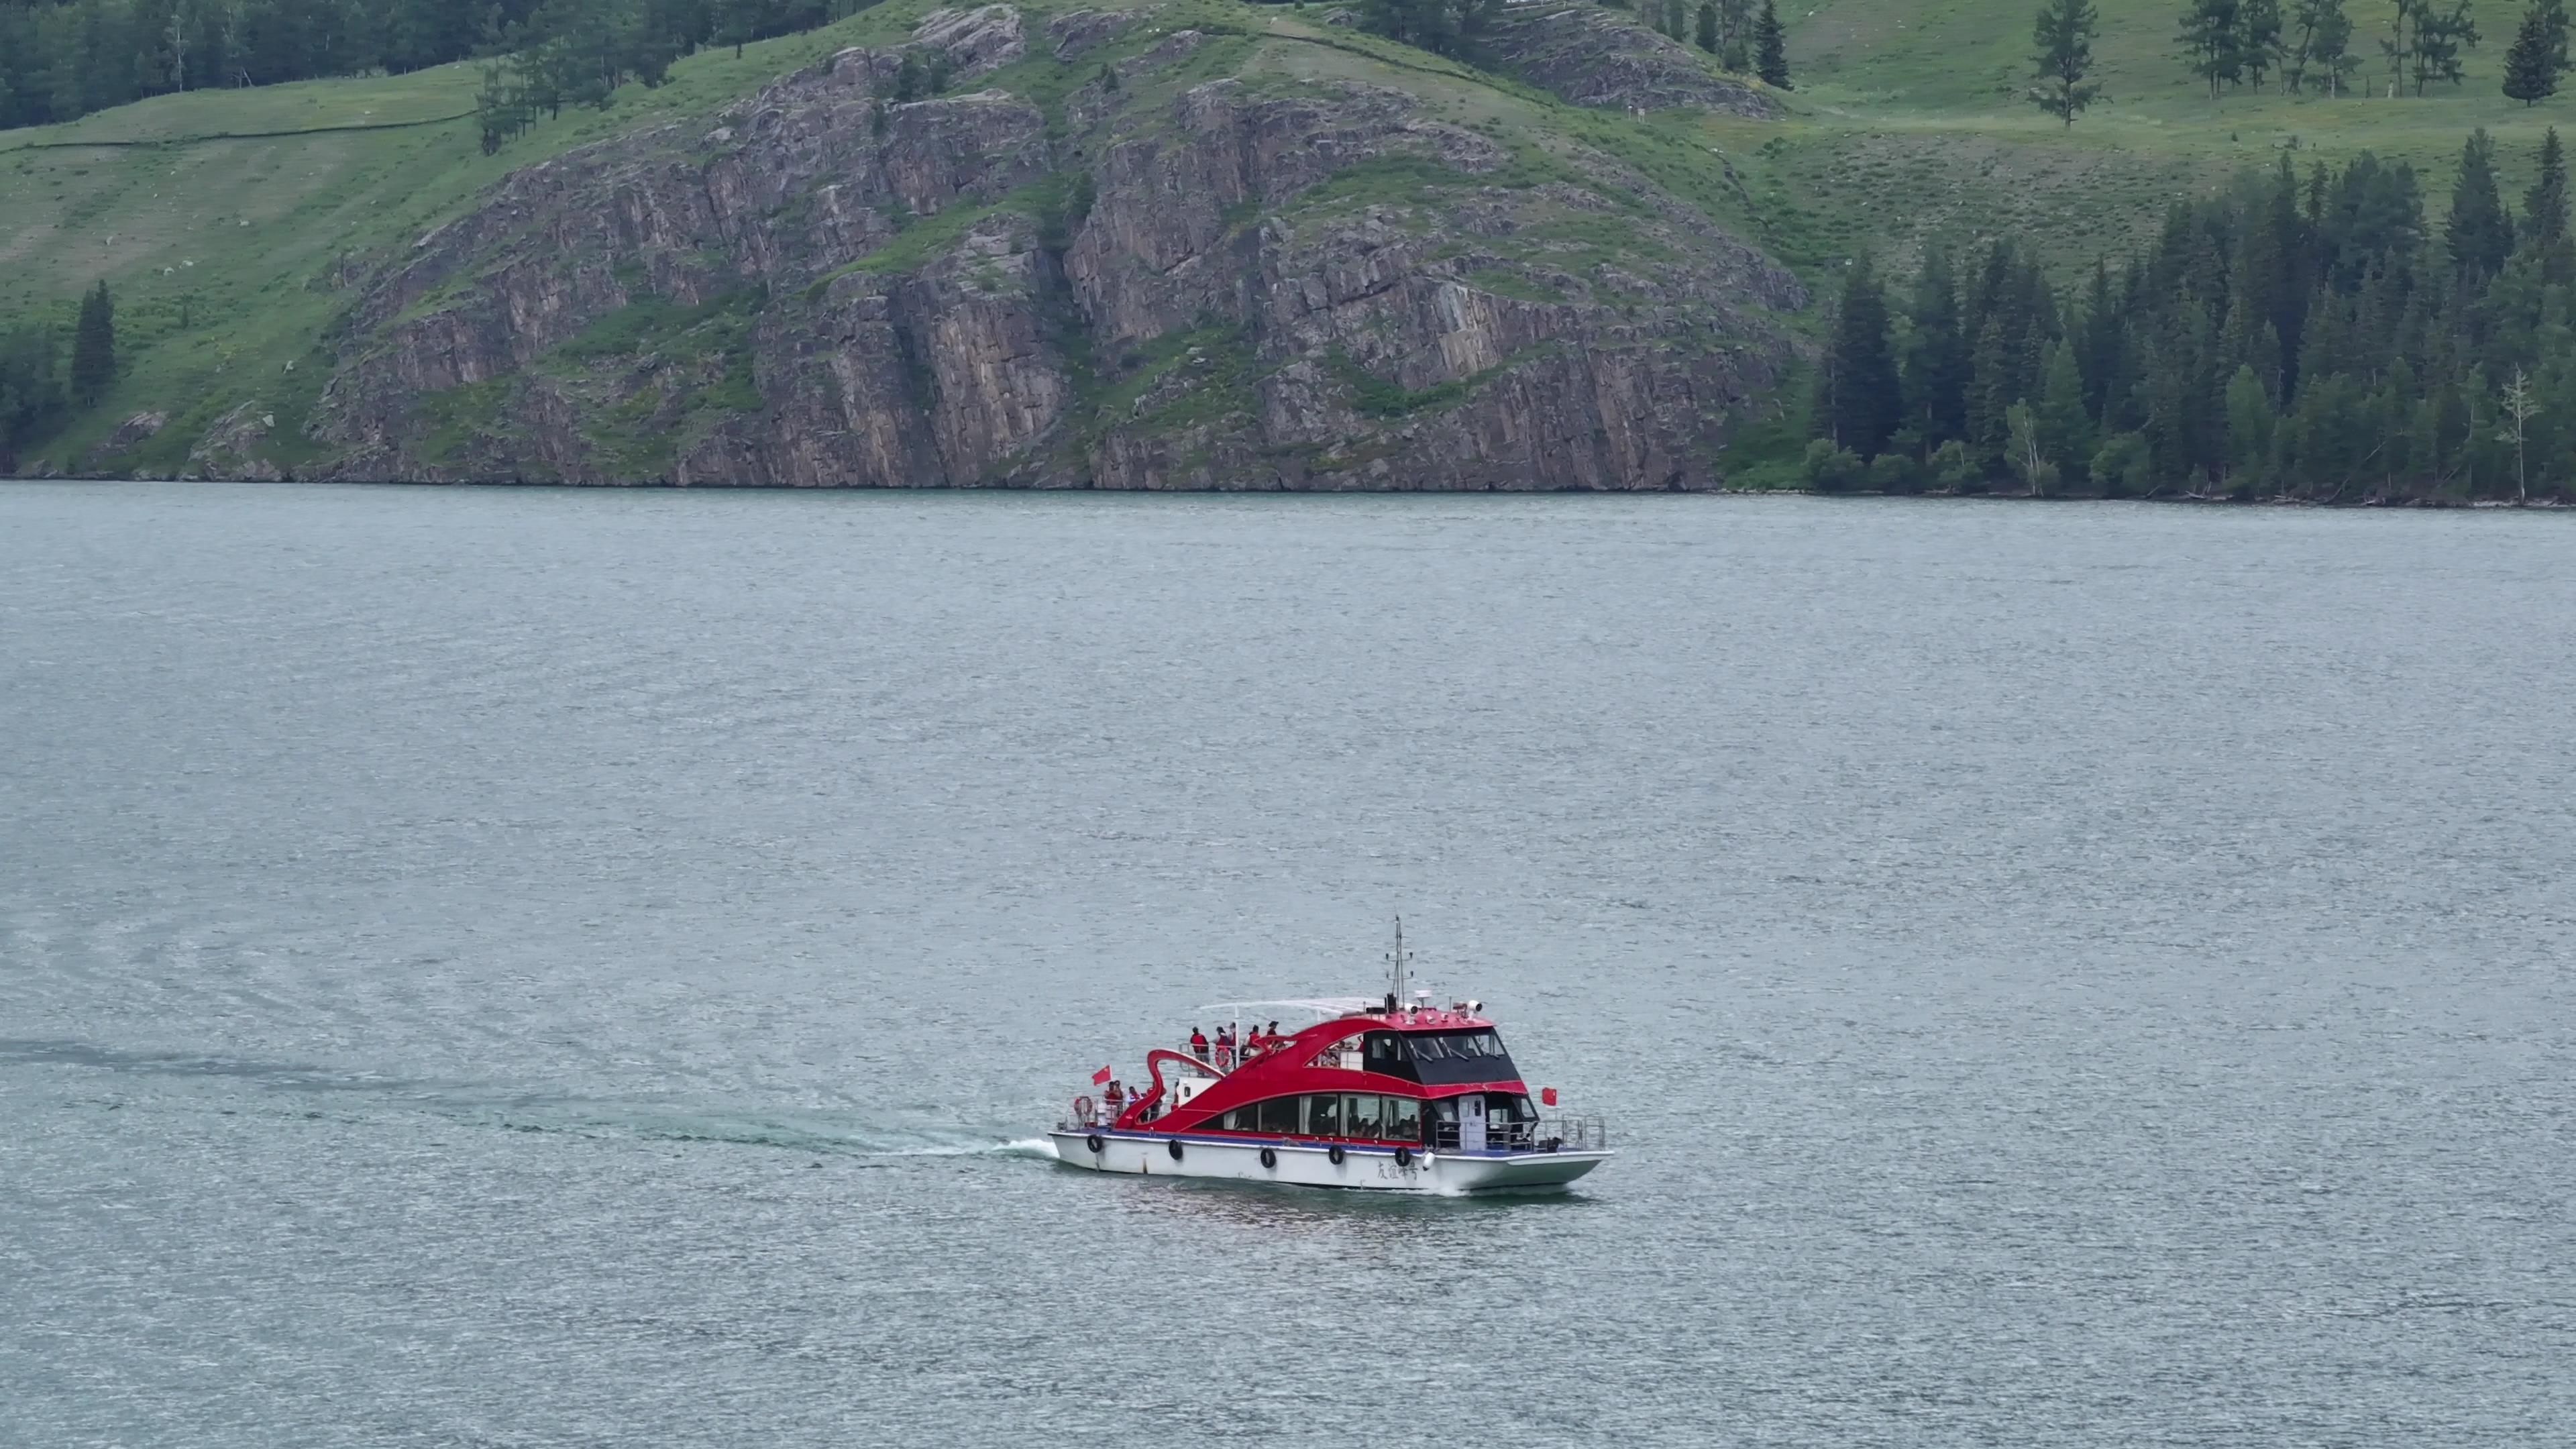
[1194,996,1381,1022]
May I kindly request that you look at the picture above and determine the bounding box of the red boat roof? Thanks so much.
[1108,1004,1525,1134]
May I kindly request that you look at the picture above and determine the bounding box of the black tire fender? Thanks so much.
[1167,1138,1185,1162]
[1085,1134,1105,1155]
[1259,1147,1278,1169]
[1393,1146,1413,1167]
[1327,1144,1346,1166]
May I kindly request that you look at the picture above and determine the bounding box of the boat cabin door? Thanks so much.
[1458,1093,1487,1154]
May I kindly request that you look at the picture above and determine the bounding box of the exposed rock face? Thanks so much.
[85,412,167,470]
[294,3,1804,490]
[189,402,284,481]
[1486,5,1775,115]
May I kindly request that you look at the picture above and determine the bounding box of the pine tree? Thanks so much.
[2506,2,2562,102]
[1718,0,1753,68]
[1664,0,1688,43]
[2029,0,2102,125]
[2306,0,2359,92]
[2178,0,2244,97]
[1968,315,2012,474]
[1904,243,1972,445]
[2240,0,2286,87]
[1697,1,1719,52]
[2224,363,2273,490]
[2406,0,2479,95]
[2036,340,2094,482]
[2526,127,2569,245]
[1818,257,1903,460]
[70,281,115,406]
[1754,0,1790,87]
[2449,128,2515,278]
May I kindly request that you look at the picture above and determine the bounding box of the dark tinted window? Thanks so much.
[1409,1030,1506,1059]
[1385,1096,1422,1142]
[1257,1096,1299,1134]
[1405,1030,1519,1085]
[1222,1106,1255,1130]
[1304,1093,1340,1136]
[1345,1094,1384,1138]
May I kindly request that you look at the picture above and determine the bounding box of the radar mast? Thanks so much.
[1386,915,1412,1010]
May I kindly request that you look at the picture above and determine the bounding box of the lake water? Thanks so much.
[3,483,2572,1447]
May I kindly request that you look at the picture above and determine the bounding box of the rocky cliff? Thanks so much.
[291,1,1806,489]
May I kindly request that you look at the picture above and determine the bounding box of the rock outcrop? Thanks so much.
[280,2,1804,490]
[1485,5,1776,116]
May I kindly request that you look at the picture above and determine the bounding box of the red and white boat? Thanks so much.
[1049,924,1611,1194]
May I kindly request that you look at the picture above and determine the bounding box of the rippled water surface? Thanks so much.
[4,484,2573,1447]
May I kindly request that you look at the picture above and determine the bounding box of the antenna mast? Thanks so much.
[1386,915,1411,1009]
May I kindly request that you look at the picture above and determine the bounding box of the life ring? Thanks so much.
[1327,1144,1345,1166]
[1085,1133,1105,1155]
[1167,1139,1185,1161]
[1259,1147,1277,1169]
[1393,1146,1413,1167]
[1071,1094,1093,1122]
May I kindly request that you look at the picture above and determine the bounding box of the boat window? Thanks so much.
[1257,1096,1299,1134]
[1303,1093,1340,1137]
[1403,1029,1519,1085]
[1222,1106,1256,1131]
[1344,1094,1384,1139]
[1384,1096,1421,1142]
[1409,1030,1506,1059]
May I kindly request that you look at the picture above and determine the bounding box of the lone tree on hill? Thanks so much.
[2241,0,2286,88]
[1719,0,1754,68]
[2177,0,2245,97]
[2030,0,2103,125]
[1754,0,1790,86]
[2506,4,2563,101]
[70,282,115,407]
[1697,1,1720,53]
[2287,0,2359,93]
[2504,0,2574,101]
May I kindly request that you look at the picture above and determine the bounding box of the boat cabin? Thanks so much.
[1120,1000,1551,1150]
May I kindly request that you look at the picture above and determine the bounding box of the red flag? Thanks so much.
[1091,1065,1114,1085]
[1540,1087,1558,1107]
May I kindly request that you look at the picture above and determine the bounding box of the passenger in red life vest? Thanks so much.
[1190,1028,1209,1061]
[1214,1027,1234,1070]
[1103,1079,1125,1118]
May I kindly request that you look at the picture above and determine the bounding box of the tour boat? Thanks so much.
[1049,923,1611,1194]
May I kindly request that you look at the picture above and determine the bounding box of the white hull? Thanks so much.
[1047,1128,1609,1194]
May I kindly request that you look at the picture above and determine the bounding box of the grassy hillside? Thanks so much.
[0,17,900,468]
[6,0,2575,474]
[1763,0,2576,266]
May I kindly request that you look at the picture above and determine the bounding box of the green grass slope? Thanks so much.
[1761,0,2576,267]
[0,17,902,469]
[9,0,2575,477]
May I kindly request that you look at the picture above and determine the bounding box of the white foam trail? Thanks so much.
[863,1136,1060,1160]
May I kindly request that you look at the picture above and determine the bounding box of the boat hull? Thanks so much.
[1046,1128,1609,1194]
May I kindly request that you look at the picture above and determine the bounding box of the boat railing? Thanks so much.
[1426,1114,1607,1154]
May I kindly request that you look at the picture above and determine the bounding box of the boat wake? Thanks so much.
[0,1037,1062,1165]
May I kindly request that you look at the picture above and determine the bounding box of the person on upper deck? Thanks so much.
[1190,1028,1209,1061]
[1215,1027,1235,1069]
[1103,1079,1125,1117]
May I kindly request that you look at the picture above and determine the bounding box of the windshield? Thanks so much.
[1373,1028,1519,1085]
[1405,1030,1507,1060]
